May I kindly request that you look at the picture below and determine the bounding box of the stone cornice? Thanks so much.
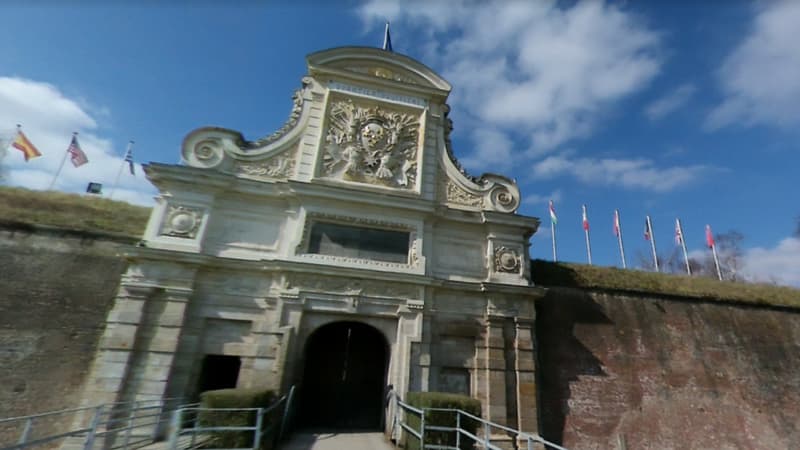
[122,246,538,296]
[307,46,451,98]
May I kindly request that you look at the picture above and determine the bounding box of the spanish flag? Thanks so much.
[13,130,42,161]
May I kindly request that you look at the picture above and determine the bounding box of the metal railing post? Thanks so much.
[122,401,138,450]
[419,409,425,450]
[455,411,461,449]
[279,385,295,441]
[528,435,533,450]
[83,405,105,450]
[253,408,265,450]
[190,411,198,450]
[18,417,33,445]
[152,399,166,440]
[168,408,182,450]
[484,421,490,448]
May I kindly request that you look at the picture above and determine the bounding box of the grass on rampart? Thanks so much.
[531,259,800,309]
[0,186,151,238]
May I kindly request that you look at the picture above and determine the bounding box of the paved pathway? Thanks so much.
[280,431,395,450]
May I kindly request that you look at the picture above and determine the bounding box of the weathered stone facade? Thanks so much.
[76,47,543,439]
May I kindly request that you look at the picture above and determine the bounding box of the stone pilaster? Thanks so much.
[477,315,509,426]
[515,318,539,434]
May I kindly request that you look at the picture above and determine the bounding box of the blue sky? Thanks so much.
[1,1,799,285]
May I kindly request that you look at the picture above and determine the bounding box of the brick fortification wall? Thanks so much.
[537,287,800,450]
[0,224,132,433]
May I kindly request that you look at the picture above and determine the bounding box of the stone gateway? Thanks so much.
[77,46,543,440]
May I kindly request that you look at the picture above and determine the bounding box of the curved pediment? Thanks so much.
[307,47,452,94]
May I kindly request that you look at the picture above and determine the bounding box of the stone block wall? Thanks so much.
[536,287,800,450]
[0,225,132,442]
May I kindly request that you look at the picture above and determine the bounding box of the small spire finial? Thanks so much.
[382,21,393,52]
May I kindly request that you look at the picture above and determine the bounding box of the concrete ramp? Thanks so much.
[281,431,394,450]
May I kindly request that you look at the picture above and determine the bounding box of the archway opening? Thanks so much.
[299,321,389,430]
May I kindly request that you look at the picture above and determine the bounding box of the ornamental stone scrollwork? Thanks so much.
[186,138,226,169]
[234,154,296,180]
[446,181,482,208]
[286,273,420,300]
[161,206,204,239]
[247,82,308,148]
[322,99,419,189]
[494,246,521,273]
[488,184,518,213]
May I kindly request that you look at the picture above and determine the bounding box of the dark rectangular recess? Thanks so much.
[307,222,410,264]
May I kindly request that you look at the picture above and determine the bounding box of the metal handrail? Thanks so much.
[1,397,186,450]
[167,385,296,450]
[392,395,570,450]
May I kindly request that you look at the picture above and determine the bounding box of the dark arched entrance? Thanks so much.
[299,321,389,430]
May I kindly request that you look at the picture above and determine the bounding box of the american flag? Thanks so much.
[67,135,88,167]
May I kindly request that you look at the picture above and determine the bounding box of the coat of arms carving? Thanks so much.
[322,100,419,189]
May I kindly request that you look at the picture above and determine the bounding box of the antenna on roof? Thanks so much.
[382,21,393,52]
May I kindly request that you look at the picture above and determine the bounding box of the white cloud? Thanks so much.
[358,0,662,158]
[706,1,800,130]
[460,128,514,172]
[645,83,695,120]
[0,77,155,206]
[743,237,800,287]
[532,154,712,192]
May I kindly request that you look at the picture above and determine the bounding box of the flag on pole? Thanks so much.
[614,210,621,236]
[67,135,88,167]
[549,200,558,224]
[675,218,684,245]
[12,129,42,161]
[582,205,589,231]
[86,182,103,194]
[124,144,135,175]
[705,224,715,248]
[382,22,393,52]
[644,219,651,240]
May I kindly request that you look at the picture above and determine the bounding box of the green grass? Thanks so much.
[0,186,151,238]
[531,259,800,309]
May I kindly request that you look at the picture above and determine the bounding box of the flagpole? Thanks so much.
[583,205,592,265]
[711,242,723,281]
[706,224,723,280]
[109,140,134,199]
[551,219,557,262]
[615,209,627,269]
[677,218,691,275]
[647,215,659,272]
[49,132,75,190]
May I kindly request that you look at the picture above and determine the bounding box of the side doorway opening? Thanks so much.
[196,354,241,395]
[299,321,389,430]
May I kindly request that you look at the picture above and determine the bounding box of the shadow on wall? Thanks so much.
[534,263,612,445]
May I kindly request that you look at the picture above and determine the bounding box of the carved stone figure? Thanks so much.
[322,100,419,189]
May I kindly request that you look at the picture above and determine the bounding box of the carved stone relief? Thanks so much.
[445,181,483,208]
[494,246,521,273]
[322,99,420,189]
[286,273,420,300]
[161,206,204,239]
[233,153,296,180]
